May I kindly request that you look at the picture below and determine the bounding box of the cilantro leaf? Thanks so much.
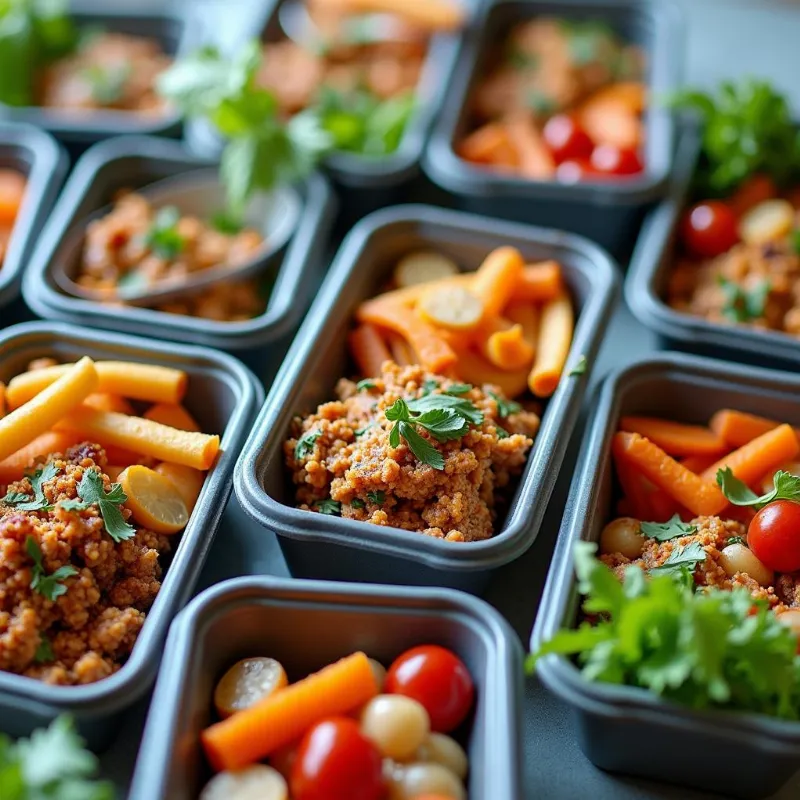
[314,498,341,516]
[25,536,78,601]
[356,379,377,392]
[718,276,770,323]
[145,206,185,260]
[640,515,697,542]
[367,490,385,505]
[407,394,484,426]
[568,355,588,377]
[3,462,59,511]
[61,470,136,543]
[717,467,800,509]
[34,634,54,664]
[421,379,439,395]
[399,421,445,470]
[488,391,521,419]
[294,429,322,461]
[445,383,472,396]
[649,541,707,577]
[413,408,469,442]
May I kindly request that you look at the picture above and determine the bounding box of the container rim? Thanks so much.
[235,203,620,574]
[424,0,684,205]
[0,320,263,714]
[531,350,800,750]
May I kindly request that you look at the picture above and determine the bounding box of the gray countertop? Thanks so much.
[99,1,800,798]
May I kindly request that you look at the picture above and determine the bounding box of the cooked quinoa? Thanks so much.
[0,443,171,685]
[285,362,540,542]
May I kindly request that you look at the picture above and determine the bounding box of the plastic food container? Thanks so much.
[423,0,684,261]
[0,123,67,309]
[0,320,263,747]
[235,204,619,593]
[184,0,464,223]
[531,352,800,800]
[21,135,336,353]
[129,575,524,800]
[0,1,196,146]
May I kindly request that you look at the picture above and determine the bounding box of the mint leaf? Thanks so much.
[314,498,341,516]
[61,470,135,543]
[640,515,697,542]
[487,391,521,419]
[294,429,322,460]
[717,467,800,509]
[4,463,59,511]
[25,536,77,601]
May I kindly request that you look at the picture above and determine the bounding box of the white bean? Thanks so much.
[386,762,465,800]
[415,733,469,779]
[599,517,644,559]
[200,765,287,800]
[719,543,774,587]
[361,694,430,760]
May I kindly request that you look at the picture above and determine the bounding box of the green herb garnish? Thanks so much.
[145,206,185,260]
[726,536,747,547]
[568,355,588,377]
[445,383,472,396]
[367,490,385,505]
[717,467,800,509]
[60,470,135,543]
[0,716,114,800]
[315,498,341,516]
[525,90,557,115]
[496,425,509,440]
[211,210,244,235]
[507,48,538,70]
[294,429,322,460]
[640,515,697,542]
[80,61,131,105]
[649,541,707,577]
[560,20,617,65]
[3,463,59,511]
[718,277,770,323]
[25,537,78,601]
[488,391,521,419]
[351,498,365,510]
[356,379,377,392]
[34,634,54,664]
[791,229,800,256]
[407,393,484,426]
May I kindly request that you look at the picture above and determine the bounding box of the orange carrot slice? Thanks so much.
[709,409,800,449]
[619,417,727,457]
[470,246,524,317]
[348,323,393,377]
[144,403,201,432]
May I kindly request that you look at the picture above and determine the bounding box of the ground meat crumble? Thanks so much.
[285,362,540,542]
[0,442,171,685]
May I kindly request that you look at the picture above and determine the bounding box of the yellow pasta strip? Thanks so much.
[528,292,574,398]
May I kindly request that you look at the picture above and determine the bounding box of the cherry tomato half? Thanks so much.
[542,114,594,164]
[290,717,383,800]
[679,200,739,258]
[590,143,644,176]
[748,500,800,573]
[385,645,474,734]
[555,158,603,183]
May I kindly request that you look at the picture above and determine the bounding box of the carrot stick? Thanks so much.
[458,122,519,167]
[84,393,135,415]
[0,358,98,463]
[54,406,220,470]
[528,292,573,398]
[612,452,652,519]
[680,454,719,474]
[505,302,539,355]
[0,170,26,226]
[451,346,529,398]
[202,652,379,772]
[709,409,800,448]
[144,403,201,432]
[6,361,187,408]
[348,324,393,377]
[154,462,205,513]
[485,325,534,370]
[470,246,524,317]
[0,431,84,483]
[618,417,727,457]
[385,332,416,367]
[701,424,800,487]
[516,262,563,303]
[503,112,557,179]
[356,300,457,373]
[613,432,727,517]
[648,489,681,522]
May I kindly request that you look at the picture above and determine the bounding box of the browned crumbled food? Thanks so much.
[284,362,540,542]
[0,442,171,685]
[75,191,265,321]
[37,33,172,114]
[601,514,800,612]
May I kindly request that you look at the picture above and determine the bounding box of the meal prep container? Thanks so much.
[625,124,800,370]
[423,0,684,261]
[235,204,619,594]
[0,1,196,147]
[21,135,336,354]
[531,351,800,800]
[129,575,524,800]
[184,0,465,224]
[0,123,67,310]
[0,320,263,747]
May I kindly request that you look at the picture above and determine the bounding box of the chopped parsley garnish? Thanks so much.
[80,61,131,105]
[367,490,385,505]
[25,537,78,602]
[356,379,377,392]
[726,536,747,547]
[145,206,185,260]
[3,463,59,511]
[717,467,800,509]
[507,48,539,70]
[34,634,54,664]
[294,429,322,460]
[445,383,472,396]
[640,515,697,542]
[649,541,706,578]
[421,379,439,395]
[60,470,135,543]
[211,211,244,235]
[495,425,509,440]
[718,276,770,323]
[568,355,588,377]
[488,391,521,419]
[351,498,365,510]
[561,20,616,65]
[407,393,484,426]
[354,424,375,437]
[526,90,557,115]
[314,498,341,516]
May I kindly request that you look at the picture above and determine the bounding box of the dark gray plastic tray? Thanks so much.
[184,0,464,219]
[129,575,524,800]
[0,320,263,747]
[0,2,197,145]
[235,204,619,593]
[531,351,800,800]
[0,123,67,309]
[423,0,684,261]
[21,135,336,352]
[625,124,800,370]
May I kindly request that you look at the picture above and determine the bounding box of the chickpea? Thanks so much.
[415,733,468,779]
[360,695,430,761]
[200,765,287,800]
[599,517,644,559]
[719,543,774,587]
[386,762,465,800]
[776,609,800,642]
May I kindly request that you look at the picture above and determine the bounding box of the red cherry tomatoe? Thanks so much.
[747,500,800,573]
[542,114,594,163]
[679,200,740,258]
[590,143,644,176]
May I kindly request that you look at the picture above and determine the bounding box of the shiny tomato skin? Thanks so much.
[590,143,644,176]
[679,200,739,258]
[290,717,383,800]
[555,158,603,183]
[542,114,594,163]
[748,500,800,573]
[385,645,474,733]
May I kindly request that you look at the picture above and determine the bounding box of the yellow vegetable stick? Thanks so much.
[6,361,187,408]
[451,346,530,398]
[528,292,574,398]
[470,246,524,317]
[55,406,220,470]
[485,325,535,371]
[308,0,465,31]
[0,357,98,462]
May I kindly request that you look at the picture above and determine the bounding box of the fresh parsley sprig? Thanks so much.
[640,515,697,542]
[144,206,185,260]
[314,498,341,516]
[718,277,770,323]
[3,463,59,511]
[60,470,135,543]
[367,490,385,505]
[717,467,800,509]
[25,537,78,602]
[34,633,54,664]
[294,429,322,461]
[488,391,521,419]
